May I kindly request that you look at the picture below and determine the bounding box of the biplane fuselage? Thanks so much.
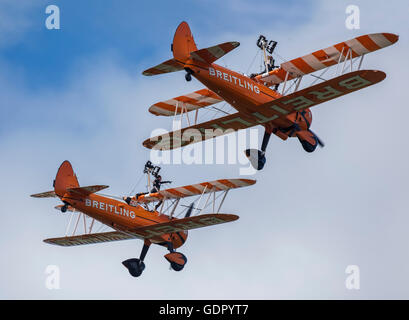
[61,192,186,249]
[186,60,309,133]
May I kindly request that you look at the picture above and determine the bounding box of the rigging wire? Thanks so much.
[246,49,260,75]
[128,173,145,196]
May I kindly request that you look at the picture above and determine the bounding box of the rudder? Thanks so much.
[172,21,197,62]
[54,160,79,197]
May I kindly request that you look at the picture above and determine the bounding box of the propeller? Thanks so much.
[309,129,325,148]
[184,202,195,218]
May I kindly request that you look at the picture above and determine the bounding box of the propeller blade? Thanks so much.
[184,202,195,218]
[309,130,325,147]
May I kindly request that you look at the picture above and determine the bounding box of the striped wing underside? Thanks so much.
[259,33,398,85]
[143,70,385,151]
[137,178,256,203]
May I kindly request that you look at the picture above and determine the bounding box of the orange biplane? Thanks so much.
[142,22,398,170]
[31,161,255,277]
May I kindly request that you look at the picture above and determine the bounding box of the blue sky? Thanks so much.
[1,0,409,299]
[1,0,314,89]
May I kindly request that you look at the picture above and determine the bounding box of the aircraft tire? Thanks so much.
[168,253,187,271]
[122,258,145,277]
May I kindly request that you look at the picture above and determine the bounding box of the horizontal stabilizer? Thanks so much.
[67,185,109,196]
[190,41,240,64]
[142,58,184,76]
[30,191,56,198]
[129,213,239,239]
[149,88,223,116]
[259,33,398,85]
[135,179,256,203]
[44,231,133,247]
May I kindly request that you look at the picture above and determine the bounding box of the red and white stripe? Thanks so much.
[260,32,398,84]
[138,178,256,203]
[149,88,223,116]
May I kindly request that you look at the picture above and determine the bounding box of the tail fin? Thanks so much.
[142,21,239,76]
[142,21,195,76]
[54,160,79,197]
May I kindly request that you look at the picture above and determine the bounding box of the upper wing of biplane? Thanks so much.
[149,88,223,116]
[257,33,398,85]
[143,69,385,150]
[134,178,256,203]
[44,213,238,246]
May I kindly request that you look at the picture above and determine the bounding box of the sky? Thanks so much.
[0,0,408,299]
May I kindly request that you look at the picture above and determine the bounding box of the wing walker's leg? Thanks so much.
[122,240,151,278]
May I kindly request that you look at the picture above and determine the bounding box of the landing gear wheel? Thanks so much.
[245,149,266,170]
[122,258,145,277]
[170,261,185,271]
[61,204,68,213]
[164,252,187,272]
[185,72,192,81]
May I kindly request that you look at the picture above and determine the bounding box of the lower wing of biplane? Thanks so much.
[43,212,238,277]
[143,69,385,151]
[44,213,238,246]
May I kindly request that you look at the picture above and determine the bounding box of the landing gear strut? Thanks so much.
[122,240,151,277]
[245,129,271,171]
[164,241,187,271]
